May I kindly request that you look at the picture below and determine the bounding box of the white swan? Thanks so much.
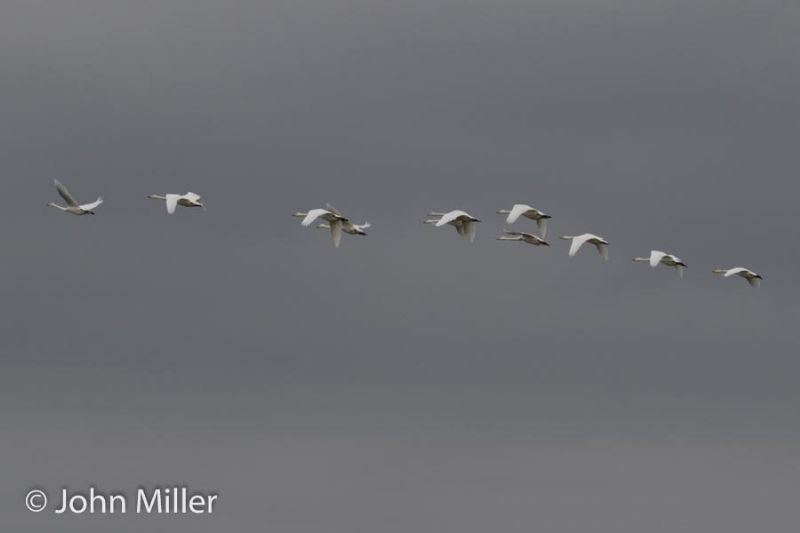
[424,210,481,242]
[147,192,204,214]
[292,204,353,248]
[497,230,549,247]
[633,250,687,277]
[496,204,551,237]
[47,179,103,215]
[712,267,763,288]
[560,233,609,259]
[317,221,370,236]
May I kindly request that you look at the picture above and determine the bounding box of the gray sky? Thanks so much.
[2,0,800,531]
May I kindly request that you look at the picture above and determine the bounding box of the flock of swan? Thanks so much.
[47,179,764,287]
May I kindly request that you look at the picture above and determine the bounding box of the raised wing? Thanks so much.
[506,204,530,224]
[165,194,180,214]
[301,208,331,227]
[54,179,79,207]
[184,192,202,203]
[330,219,343,248]
[649,250,667,268]
[568,235,590,257]
[435,210,463,227]
[325,203,342,217]
[79,197,103,211]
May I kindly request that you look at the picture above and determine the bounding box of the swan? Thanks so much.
[47,179,103,215]
[633,250,687,277]
[317,221,370,236]
[146,192,204,214]
[292,204,353,248]
[424,210,481,242]
[497,230,549,246]
[560,233,609,259]
[712,267,763,287]
[496,204,551,237]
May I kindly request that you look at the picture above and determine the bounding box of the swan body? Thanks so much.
[497,230,549,246]
[713,267,763,287]
[633,250,687,277]
[424,210,481,242]
[560,233,609,259]
[147,192,204,214]
[496,204,551,237]
[47,179,103,215]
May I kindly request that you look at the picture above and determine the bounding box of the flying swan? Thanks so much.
[712,267,763,288]
[560,233,609,259]
[497,230,549,247]
[146,192,205,214]
[633,250,687,277]
[496,204,551,237]
[424,210,481,242]
[292,204,356,248]
[47,179,103,215]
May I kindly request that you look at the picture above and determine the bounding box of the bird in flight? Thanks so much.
[496,204,551,237]
[712,267,763,287]
[146,192,205,214]
[293,204,363,248]
[424,210,481,243]
[633,250,687,277]
[560,233,609,260]
[47,179,103,215]
[496,230,549,247]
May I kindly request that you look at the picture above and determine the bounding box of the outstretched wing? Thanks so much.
[165,194,180,214]
[54,180,79,207]
[330,219,343,248]
[435,211,461,227]
[79,197,103,211]
[649,250,667,268]
[506,204,529,224]
[301,208,330,227]
[747,276,761,288]
[325,203,343,217]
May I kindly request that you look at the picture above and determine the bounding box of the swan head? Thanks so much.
[292,212,307,218]
[540,213,552,219]
[46,202,59,209]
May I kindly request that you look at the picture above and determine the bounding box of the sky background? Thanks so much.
[1,0,800,530]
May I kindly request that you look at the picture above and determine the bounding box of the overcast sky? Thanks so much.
[2,0,800,531]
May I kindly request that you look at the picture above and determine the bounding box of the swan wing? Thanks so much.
[464,221,477,242]
[676,265,686,278]
[536,217,548,238]
[649,250,667,268]
[184,192,202,203]
[79,197,103,211]
[330,219,343,248]
[54,180,79,207]
[596,242,609,260]
[568,235,589,256]
[165,194,180,214]
[506,204,529,224]
[747,276,761,288]
[724,268,744,278]
[301,209,329,227]
[435,210,460,227]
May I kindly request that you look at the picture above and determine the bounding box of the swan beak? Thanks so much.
[543,242,550,246]
[542,214,552,219]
